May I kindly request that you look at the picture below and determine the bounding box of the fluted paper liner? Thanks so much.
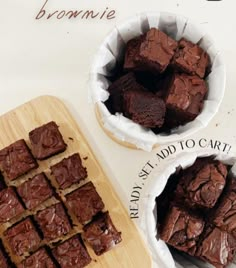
[90,12,226,151]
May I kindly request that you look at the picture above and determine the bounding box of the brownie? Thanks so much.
[35,203,71,241]
[51,153,87,190]
[52,235,91,268]
[123,90,166,128]
[66,182,105,225]
[83,212,122,256]
[17,173,53,210]
[165,73,208,123]
[0,246,9,268]
[175,158,227,209]
[172,38,210,78]
[29,121,67,160]
[0,187,24,223]
[196,226,236,268]
[159,206,205,255]
[135,28,178,73]
[0,139,38,181]
[4,218,41,256]
[18,248,56,268]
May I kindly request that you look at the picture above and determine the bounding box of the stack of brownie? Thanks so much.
[106,28,210,132]
[156,157,236,268]
[0,121,121,267]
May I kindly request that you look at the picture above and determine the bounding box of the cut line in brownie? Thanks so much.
[66,181,105,225]
[17,173,54,210]
[50,153,87,190]
[83,212,122,256]
[29,121,67,160]
[0,242,10,268]
[4,217,41,256]
[35,203,71,241]
[52,235,91,268]
[0,139,38,181]
[0,187,25,223]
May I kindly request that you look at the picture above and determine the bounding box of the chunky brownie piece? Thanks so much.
[172,38,210,78]
[4,218,41,256]
[51,153,87,190]
[123,90,166,128]
[83,212,122,256]
[52,235,91,268]
[0,139,38,181]
[18,248,56,268]
[35,203,71,241]
[0,187,24,223]
[29,121,67,160]
[165,73,208,123]
[135,28,178,73]
[196,226,236,268]
[66,182,104,225]
[159,206,204,255]
[175,158,227,209]
[17,173,53,210]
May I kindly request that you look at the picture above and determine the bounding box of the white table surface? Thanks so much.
[1,0,236,267]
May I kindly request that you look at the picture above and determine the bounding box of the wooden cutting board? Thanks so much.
[0,95,152,268]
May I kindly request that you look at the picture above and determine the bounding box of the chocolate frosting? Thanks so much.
[0,139,38,181]
[52,236,91,268]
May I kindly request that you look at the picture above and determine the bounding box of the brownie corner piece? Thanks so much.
[52,235,91,268]
[0,139,38,181]
[29,121,67,160]
[159,206,204,255]
[66,181,105,225]
[83,212,122,256]
[51,153,87,189]
[172,38,210,78]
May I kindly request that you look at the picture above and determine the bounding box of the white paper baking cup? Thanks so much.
[142,151,236,268]
[89,12,226,152]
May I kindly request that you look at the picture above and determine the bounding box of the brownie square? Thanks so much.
[51,153,87,190]
[165,73,208,123]
[0,139,38,181]
[0,187,24,223]
[135,28,178,73]
[17,173,53,210]
[66,182,105,225]
[35,203,71,241]
[18,248,56,268]
[123,90,166,128]
[83,212,122,256]
[175,158,227,209]
[4,218,41,256]
[172,38,210,78]
[52,235,91,268]
[29,121,67,160]
[159,206,204,255]
[196,226,236,268]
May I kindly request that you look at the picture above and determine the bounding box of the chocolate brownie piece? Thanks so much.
[66,181,104,225]
[0,187,24,223]
[29,121,67,160]
[135,28,178,73]
[196,226,236,268]
[0,139,38,181]
[123,90,166,128]
[52,235,91,268]
[165,73,208,123]
[18,248,56,268]
[51,153,87,190]
[83,212,122,256]
[172,38,210,78]
[159,206,205,255]
[17,173,53,210]
[175,158,227,209]
[4,218,41,256]
[35,203,71,241]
